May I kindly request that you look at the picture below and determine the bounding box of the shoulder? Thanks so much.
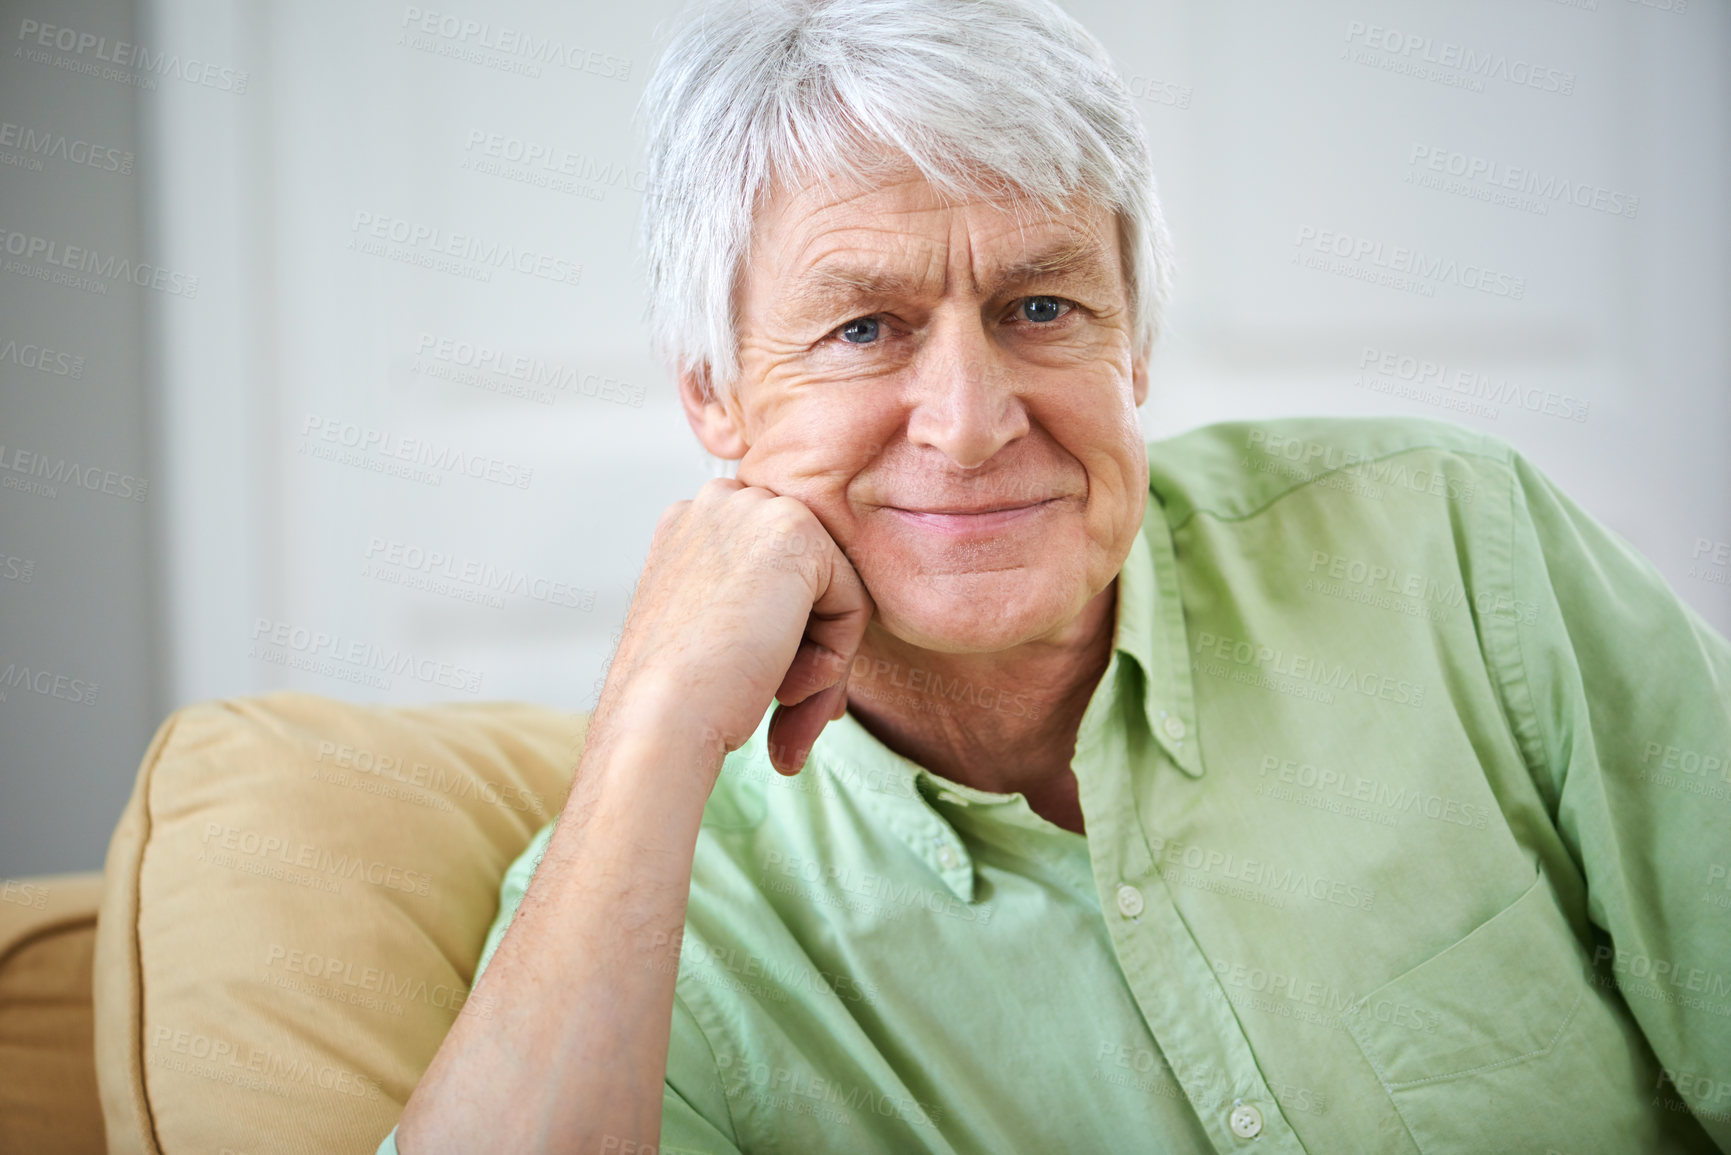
[1145,414,1518,528]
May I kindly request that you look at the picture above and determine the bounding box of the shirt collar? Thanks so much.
[1116,488,1205,778]
[814,715,981,902]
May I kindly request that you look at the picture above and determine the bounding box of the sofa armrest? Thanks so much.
[0,871,108,1155]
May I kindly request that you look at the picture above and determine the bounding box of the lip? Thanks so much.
[885,498,1059,536]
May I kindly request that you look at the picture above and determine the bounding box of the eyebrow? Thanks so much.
[783,236,1117,319]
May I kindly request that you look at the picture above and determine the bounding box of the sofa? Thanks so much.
[0,692,588,1154]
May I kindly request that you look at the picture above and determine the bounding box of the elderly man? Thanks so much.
[384,0,1730,1151]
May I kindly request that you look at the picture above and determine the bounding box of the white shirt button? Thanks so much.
[1162,715,1187,742]
[1228,1101,1263,1139]
[1115,884,1144,918]
[937,845,961,870]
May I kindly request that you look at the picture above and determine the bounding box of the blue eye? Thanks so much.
[840,317,881,344]
[1019,296,1066,323]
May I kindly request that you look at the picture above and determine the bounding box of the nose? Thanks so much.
[904,310,1029,469]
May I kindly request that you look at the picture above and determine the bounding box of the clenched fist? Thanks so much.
[597,478,875,781]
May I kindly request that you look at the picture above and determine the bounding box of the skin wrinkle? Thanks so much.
[684,163,1150,832]
[778,229,1122,354]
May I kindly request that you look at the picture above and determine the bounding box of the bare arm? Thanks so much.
[396,703,714,1152]
[394,480,871,1153]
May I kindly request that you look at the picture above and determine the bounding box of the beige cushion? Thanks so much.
[0,871,107,1155]
[94,692,586,1154]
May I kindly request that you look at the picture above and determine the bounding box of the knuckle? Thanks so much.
[654,500,691,533]
[696,476,742,502]
[763,493,809,517]
[762,495,820,538]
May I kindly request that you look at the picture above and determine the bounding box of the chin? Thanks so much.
[865,566,1087,653]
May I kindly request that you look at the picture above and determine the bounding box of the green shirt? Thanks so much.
[382,416,1731,1154]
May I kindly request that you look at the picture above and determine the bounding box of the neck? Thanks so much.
[842,581,1118,816]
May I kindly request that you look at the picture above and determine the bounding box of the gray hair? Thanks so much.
[637,0,1173,400]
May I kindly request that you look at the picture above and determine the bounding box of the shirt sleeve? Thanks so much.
[377,820,744,1155]
[1496,449,1731,1147]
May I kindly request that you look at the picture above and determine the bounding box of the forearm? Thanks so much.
[396,721,714,1154]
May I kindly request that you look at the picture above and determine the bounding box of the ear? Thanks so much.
[679,364,749,459]
[1131,352,1150,408]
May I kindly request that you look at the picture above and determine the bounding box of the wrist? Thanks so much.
[560,700,726,849]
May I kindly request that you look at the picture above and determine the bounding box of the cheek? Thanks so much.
[736,390,905,528]
[1033,385,1145,488]
[1034,393,1147,572]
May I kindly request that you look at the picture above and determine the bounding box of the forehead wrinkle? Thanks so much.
[781,231,947,319]
[780,263,934,322]
[775,212,1119,323]
[981,233,1118,299]
[950,208,977,299]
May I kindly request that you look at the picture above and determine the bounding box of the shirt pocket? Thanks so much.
[1340,866,1682,1153]
[1343,866,1582,1087]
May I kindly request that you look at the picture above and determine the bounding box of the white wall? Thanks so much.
[3,0,1726,874]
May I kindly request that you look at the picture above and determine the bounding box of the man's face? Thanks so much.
[694,163,1150,654]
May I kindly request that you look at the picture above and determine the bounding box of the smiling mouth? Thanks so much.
[893,499,1057,515]
[884,498,1060,535]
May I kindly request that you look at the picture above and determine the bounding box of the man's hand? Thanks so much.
[602,477,874,777]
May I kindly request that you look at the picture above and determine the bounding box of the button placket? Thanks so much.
[1090,731,1301,1153]
[901,809,973,901]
